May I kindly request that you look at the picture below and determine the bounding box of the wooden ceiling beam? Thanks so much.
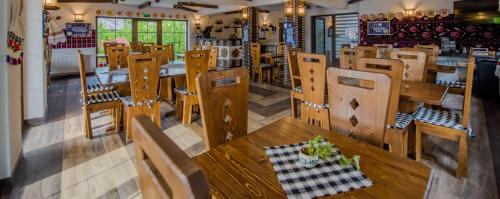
[138,1,152,9]
[178,2,218,9]
[173,5,198,12]
[347,0,363,4]
[58,0,114,2]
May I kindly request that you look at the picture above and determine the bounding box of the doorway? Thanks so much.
[311,13,359,67]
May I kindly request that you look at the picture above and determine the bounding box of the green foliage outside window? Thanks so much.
[162,20,187,56]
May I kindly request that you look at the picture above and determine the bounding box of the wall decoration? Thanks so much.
[106,10,114,16]
[126,11,133,17]
[66,23,91,37]
[96,9,104,16]
[367,21,390,35]
[359,13,500,50]
[284,21,295,45]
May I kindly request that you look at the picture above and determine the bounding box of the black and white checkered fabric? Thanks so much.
[393,112,413,129]
[303,101,329,109]
[265,142,373,198]
[413,106,474,137]
[83,84,114,93]
[174,86,196,95]
[120,96,157,107]
[80,91,121,105]
[435,80,466,89]
[292,86,303,93]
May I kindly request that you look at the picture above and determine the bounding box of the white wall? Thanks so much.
[24,0,47,120]
[0,0,22,179]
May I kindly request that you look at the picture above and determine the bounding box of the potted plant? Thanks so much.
[299,135,334,168]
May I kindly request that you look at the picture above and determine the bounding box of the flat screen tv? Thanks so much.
[454,0,500,24]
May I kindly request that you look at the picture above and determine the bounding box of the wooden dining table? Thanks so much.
[400,80,448,105]
[195,117,433,198]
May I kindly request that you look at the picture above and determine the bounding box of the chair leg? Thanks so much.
[115,106,122,132]
[258,72,263,84]
[290,94,297,118]
[415,125,422,162]
[82,107,88,138]
[182,96,193,125]
[85,109,92,139]
[176,94,183,120]
[457,134,468,177]
[126,109,133,142]
[267,70,272,84]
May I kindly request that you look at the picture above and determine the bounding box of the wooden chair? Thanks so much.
[103,42,125,63]
[326,67,392,147]
[196,68,249,150]
[140,43,155,54]
[297,53,329,129]
[374,44,393,59]
[287,48,303,118]
[357,58,412,156]
[107,45,130,70]
[390,50,427,81]
[250,43,272,83]
[78,50,122,139]
[415,56,475,177]
[355,46,377,58]
[150,45,173,65]
[339,48,357,69]
[192,44,202,50]
[208,47,219,70]
[130,42,142,52]
[132,115,210,199]
[121,53,161,141]
[174,50,210,125]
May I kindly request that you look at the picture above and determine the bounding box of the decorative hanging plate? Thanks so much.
[377,13,385,20]
[116,11,124,16]
[368,14,376,20]
[160,13,166,18]
[152,12,159,18]
[415,10,425,18]
[395,12,404,20]
[387,13,395,20]
[439,9,450,17]
[96,9,104,16]
[426,10,436,18]
[136,11,142,17]
[106,10,114,16]
[360,15,369,22]
[126,10,133,17]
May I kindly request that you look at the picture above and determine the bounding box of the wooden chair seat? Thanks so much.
[413,106,473,136]
[82,91,121,105]
[120,96,158,107]
[394,112,413,129]
[435,80,466,89]
[173,86,192,96]
[85,83,115,94]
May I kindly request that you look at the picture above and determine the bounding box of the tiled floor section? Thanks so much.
[2,77,499,199]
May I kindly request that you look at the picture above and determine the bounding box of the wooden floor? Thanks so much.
[1,77,498,199]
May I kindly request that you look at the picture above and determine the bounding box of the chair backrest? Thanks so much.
[140,43,154,53]
[390,50,427,81]
[192,44,202,50]
[196,68,249,150]
[287,48,303,90]
[327,68,391,147]
[130,42,142,52]
[132,114,210,199]
[250,43,261,70]
[339,48,357,69]
[355,46,376,58]
[128,54,161,104]
[462,56,475,128]
[185,50,210,94]
[150,45,173,65]
[103,42,125,55]
[107,45,130,70]
[356,58,404,128]
[77,50,89,105]
[374,44,393,59]
[415,44,439,66]
[297,53,327,106]
[208,47,219,70]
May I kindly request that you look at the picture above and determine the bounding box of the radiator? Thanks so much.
[50,48,96,75]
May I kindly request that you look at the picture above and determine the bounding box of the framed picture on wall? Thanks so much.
[367,21,390,35]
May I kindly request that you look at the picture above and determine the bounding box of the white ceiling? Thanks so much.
[118,0,349,15]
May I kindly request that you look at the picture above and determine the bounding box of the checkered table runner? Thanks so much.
[265,142,373,199]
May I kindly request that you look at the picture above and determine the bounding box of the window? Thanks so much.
[334,13,359,58]
[137,21,157,44]
[96,18,132,54]
[162,20,187,55]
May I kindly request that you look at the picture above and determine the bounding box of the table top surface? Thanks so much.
[261,53,284,58]
[400,80,448,105]
[195,117,432,198]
